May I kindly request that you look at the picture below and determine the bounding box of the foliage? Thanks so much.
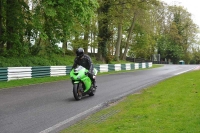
[0,0,199,64]
[155,4,199,63]
[157,34,184,63]
[0,0,98,57]
[190,47,200,64]
[0,55,72,67]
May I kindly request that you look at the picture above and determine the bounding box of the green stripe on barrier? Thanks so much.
[0,76,7,81]
[121,64,126,70]
[32,66,50,78]
[0,67,8,81]
[146,62,149,68]
[131,64,135,70]
[0,67,7,73]
[66,66,72,75]
[139,63,142,68]
[94,64,100,73]
[108,64,115,72]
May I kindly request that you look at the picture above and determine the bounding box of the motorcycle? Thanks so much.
[70,65,97,100]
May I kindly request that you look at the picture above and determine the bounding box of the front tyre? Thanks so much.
[73,83,82,100]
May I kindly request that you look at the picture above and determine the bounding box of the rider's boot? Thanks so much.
[92,80,97,89]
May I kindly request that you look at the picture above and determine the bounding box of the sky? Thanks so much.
[162,0,200,28]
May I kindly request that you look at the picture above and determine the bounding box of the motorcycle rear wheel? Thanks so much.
[73,83,82,100]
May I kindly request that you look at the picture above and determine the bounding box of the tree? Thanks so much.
[0,0,5,54]
[97,0,112,63]
[166,5,198,63]
[0,0,98,57]
[4,0,31,57]
[119,0,159,60]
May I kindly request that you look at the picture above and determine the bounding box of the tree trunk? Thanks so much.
[6,0,15,51]
[0,0,4,53]
[115,23,122,61]
[62,40,67,56]
[92,31,96,54]
[97,1,111,63]
[90,31,92,53]
[73,33,80,53]
[83,25,89,54]
[122,11,138,60]
[114,0,125,61]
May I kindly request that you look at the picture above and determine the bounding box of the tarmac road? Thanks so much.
[0,64,198,133]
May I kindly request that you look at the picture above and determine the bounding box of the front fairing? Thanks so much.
[70,66,91,92]
[70,66,88,81]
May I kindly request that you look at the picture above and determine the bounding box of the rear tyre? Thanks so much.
[73,83,82,100]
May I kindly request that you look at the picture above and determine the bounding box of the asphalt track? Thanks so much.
[0,64,199,133]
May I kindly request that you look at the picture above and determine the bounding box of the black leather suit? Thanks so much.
[72,54,93,74]
[72,54,96,87]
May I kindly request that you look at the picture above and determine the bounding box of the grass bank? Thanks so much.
[61,70,200,133]
[0,55,129,67]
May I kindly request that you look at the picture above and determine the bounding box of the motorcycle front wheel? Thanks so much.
[73,83,82,100]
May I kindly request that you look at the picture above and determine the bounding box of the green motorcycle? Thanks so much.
[70,65,98,100]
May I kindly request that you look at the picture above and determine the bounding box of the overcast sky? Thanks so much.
[161,0,200,28]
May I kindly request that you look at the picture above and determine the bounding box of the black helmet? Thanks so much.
[76,48,84,57]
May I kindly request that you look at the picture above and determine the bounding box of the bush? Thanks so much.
[106,55,114,64]
[0,54,111,67]
[65,49,75,56]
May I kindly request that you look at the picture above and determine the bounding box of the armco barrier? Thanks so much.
[0,62,152,81]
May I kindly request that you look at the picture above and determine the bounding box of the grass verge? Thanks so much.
[0,64,162,90]
[60,70,200,133]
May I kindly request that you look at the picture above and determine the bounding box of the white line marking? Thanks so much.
[39,103,103,133]
[174,67,196,76]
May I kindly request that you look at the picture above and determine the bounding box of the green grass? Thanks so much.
[0,76,70,89]
[0,64,162,90]
[60,70,200,133]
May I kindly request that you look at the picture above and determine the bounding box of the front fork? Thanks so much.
[72,81,84,93]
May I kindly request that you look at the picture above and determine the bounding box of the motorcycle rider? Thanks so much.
[72,48,97,89]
